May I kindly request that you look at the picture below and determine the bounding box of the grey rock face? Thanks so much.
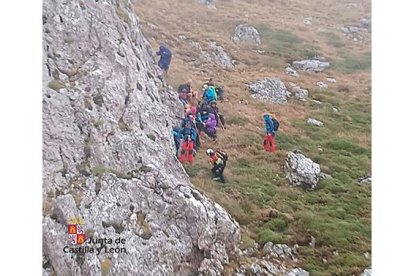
[232,24,262,46]
[362,268,372,276]
[292,59,330,72]
[307,118,324,127]
[43,0,240,275]
[248,78,290,104]
[285,151,321,190]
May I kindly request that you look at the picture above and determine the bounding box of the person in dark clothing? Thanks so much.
[181,114,200,149]
[156,45,172,73]
[196,102,213,133]
[206,148,227,183]
[209,101,225,129]
[172,127,183,157]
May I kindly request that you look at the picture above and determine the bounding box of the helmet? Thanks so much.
[206,149,214,156]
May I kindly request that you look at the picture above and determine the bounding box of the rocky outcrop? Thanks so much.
[292,59,330,72]
[232,24,262,46]
[285,151,321,190]
[307,118,324,127]
[248,78,290,104]
[189,40,234,70]
[42,0,240,275]
[207,41,234,69]
[342,18,371,42]
[236,242,309,275]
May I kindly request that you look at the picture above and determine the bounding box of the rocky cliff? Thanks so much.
[42,0,240,275]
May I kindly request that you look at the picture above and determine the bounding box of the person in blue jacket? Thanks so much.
[263,114,279,152]
[156,45,172,73]
[202,85,217,104]
[263,114,275,136]
[172,127,183,157]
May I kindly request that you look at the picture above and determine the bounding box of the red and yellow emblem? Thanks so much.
[68,217,85,245]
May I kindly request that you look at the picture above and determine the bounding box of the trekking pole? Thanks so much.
[213,109,224,130]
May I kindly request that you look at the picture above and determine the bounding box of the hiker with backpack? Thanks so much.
[156,45,172,74]
[263,114,279,152]
[179,117,198,163]
[181,113,200,150]
[206,148,228,183]
[209,101,225,129]
[202,84,217,104]
[178,80,198,105]
[204,78,224,101]
[196,102,213,133]
[204,113,217,138]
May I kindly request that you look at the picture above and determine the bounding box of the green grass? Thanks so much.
[320,31,345,48]
[186,86,371,275]
[332,52,371,74]
[256,25,320,67]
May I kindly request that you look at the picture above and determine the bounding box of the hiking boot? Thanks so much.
[212,177,221,181]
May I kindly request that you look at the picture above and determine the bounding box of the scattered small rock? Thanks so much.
[303,17,312,26]
[287,82,308,100]
[326,77,336,83]
[362,268,372,276]
[316,81,328,89]
[358,174,371,185]
[364,252,370,259]
[309,236,316,248]
[310,99,322,104]
[292,59,330,72]
[307,118,324,127]
[285,66,299,77]
[320,172,333,180]
[147,22,158,30]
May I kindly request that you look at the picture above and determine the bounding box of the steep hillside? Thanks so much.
[136,0,371,275]
[42,0,241,275]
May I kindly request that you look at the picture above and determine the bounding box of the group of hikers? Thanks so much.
[172,78,226,165]
[157,45,279,184]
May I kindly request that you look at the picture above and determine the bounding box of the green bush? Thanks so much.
[258,229,284,244]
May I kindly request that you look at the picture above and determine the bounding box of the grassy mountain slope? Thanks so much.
[135,0,371,274]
